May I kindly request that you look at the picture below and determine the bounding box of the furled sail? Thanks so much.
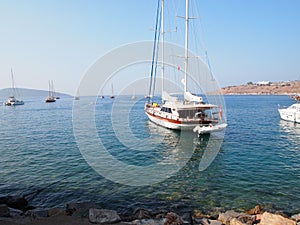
[184,91,203,103]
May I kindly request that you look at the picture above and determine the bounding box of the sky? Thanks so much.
[0,0,300,95]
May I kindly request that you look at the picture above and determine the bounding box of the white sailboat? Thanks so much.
[110,83,115,99]
[74,90,80,100]
[4,69,24,106]
[145,0,227,134]
[45,80,56,103]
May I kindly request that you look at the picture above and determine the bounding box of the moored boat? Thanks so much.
[144,0,226,134]
[4,69,24,106]
[45,80,56,103]
[110,83,115,99]
[4,96,24,106]
[278,102,300,123]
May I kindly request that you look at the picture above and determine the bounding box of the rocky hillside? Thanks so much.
[221,80,300,95]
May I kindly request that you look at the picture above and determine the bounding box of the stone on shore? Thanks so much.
[218,210,255,225]
[133,208,154,220]
[194,217,223,225]
[25,208,49,218]
[0,204,10,217]
[246,205,265,215]
[66,202,98,217]
[230,218,247,225]
[8,207,23,217]
[89,208,121,224]
[258,212,296,225]
[24,207,66,218]
[218,210,241,224]
[0,196,28,210]
[291,213,300,222]
[164,212,183,225]
[47,207,66,217]
[129,218,164,225]
[181,213,192,225]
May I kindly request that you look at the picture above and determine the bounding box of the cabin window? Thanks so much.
[161,107,172,113]
[178,109,204,118]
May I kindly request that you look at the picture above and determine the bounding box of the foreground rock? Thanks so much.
[0,196,28,210]
[291,213,300,221]
[89,208,121,224]
[218,210,255,225]
[0,200,299,225]
[0,204,10,217]
[25,207,66,218]
[66,202,99,217]
[258,212,296,225]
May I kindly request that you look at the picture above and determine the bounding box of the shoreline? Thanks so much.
[221,80,300,96]
[1,195,299,225]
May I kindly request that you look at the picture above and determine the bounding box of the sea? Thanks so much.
[0,95,300,215]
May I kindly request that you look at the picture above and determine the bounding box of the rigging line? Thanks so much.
[148,0,161,102]
[11,68,21,97]
[152,7,162,101]
[193,0,208,59]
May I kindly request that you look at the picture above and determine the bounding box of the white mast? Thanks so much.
[11,68,15,96]
[161,0,165,101]
[51,80,55,97]
[184,0,189,93]
[48,80,51,97]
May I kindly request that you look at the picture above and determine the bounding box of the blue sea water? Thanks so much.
[0,95,299,214]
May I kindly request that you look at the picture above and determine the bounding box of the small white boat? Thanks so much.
[278,103,300,123]
[193,123,228,135]
[4,96,24,106]
[4,69,24,106]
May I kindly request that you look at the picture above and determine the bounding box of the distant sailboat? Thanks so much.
[132,89,136,100]
[74,91,80,100]
[4,69,24,106]
[100,89,104,98]
[52,80,60,99]
[110,83,115,99]
[45,80,56,103]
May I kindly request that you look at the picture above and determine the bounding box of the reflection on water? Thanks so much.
[278,120,300,174]
[279,120,300,137]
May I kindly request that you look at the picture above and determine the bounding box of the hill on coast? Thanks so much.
[221,80,300,95]
[0,88,71,101]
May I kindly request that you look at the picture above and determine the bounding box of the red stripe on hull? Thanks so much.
[146,111,182,124]
[145,111,212,125]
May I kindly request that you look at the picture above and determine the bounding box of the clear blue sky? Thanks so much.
[0,0,300,95]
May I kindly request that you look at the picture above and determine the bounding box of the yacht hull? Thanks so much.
[278,108,300,123]
[145,111,212,130]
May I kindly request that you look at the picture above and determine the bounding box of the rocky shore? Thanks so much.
[221,80,300,95]
[0,195,300,225]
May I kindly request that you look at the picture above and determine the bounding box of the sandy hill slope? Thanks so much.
[221,80,300,95]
